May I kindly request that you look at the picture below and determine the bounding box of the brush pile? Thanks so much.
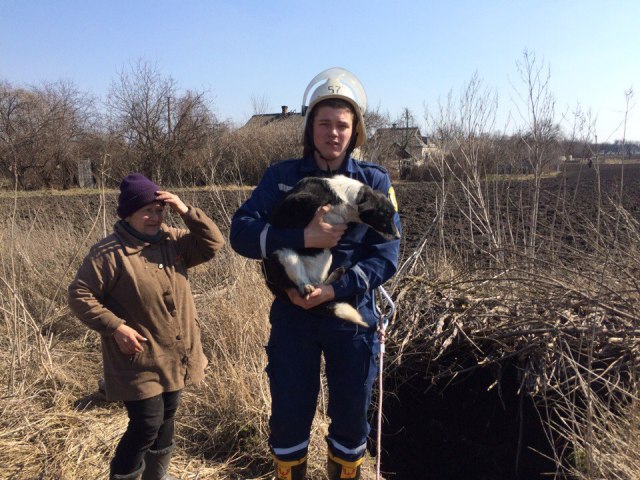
[385,189,640,478]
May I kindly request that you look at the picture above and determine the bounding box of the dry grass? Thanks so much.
[0,185,383,480]
[2,166,640,478]
[0,184,267,479]
[0,206,269,478]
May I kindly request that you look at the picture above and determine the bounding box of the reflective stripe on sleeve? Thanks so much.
[260,223,270,258]
[352,264,369,291]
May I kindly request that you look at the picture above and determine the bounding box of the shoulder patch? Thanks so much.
[388,186,398,211]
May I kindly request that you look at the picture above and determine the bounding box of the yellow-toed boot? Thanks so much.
[274,455,307,480]
[326,453,363,479]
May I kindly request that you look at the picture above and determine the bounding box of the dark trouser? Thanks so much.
[110,390,182,475]
[266,307,378,463]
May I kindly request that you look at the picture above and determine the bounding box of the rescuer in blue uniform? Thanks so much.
[230,67,401,480]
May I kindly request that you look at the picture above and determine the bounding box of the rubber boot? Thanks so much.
[142,443,179,480]
[327,453,363,479]
[274,455,307,480]
[110,461,145,480]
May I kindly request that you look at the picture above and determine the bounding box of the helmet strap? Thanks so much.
[345,130,358,158]
[313,146,336,175]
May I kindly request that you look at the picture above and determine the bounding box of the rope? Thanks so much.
[373,286,396,480]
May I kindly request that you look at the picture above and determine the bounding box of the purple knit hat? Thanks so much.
[117,173,161,219]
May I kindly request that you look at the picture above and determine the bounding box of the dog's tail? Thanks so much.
[313,302,368,327]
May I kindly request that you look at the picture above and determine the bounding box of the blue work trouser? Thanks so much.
[265,306,379,463]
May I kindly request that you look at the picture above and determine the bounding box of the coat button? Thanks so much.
[176,335,181,340]
[171,310,177,317]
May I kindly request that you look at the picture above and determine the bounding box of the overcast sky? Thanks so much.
[1,0,638,142]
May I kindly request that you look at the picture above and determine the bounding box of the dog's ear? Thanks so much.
[355,184,375,208]
[356,186,390,214]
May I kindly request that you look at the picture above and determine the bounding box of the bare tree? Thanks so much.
[394,107,417,177]
[250,93,271,116]
[512,50,562,255]
[429,72,505,262]
[106,60,218,185]
[616,87,635,204]
[361,106,421,179]
[0,80,95,189]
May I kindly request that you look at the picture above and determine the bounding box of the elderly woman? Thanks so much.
[69,173,225,480]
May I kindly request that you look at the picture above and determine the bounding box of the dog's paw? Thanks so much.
[302,284,315,296]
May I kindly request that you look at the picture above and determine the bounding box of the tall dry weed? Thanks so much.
[0,186,267,479]
[0,183,372,479]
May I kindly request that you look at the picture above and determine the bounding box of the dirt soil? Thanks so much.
[1,163,638,260]
[395,163,640,255]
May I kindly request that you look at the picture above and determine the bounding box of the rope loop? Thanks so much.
[372,286,396,480]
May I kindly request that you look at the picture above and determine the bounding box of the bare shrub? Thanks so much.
[401,164,442,182]
[214,120,303,185]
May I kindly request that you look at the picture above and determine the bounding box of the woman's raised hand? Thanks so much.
[156,191,188,215]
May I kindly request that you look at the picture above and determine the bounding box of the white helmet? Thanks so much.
[301,67,368,148]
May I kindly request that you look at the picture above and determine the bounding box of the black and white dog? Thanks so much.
[262,175,400,326]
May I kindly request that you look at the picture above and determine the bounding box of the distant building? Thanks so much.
[368,125,439,177]
[243,105,303,130]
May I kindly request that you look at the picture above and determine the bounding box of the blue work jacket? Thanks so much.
[230,155,401,328]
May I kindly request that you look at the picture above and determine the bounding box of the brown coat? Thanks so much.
[68,206,225,401]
